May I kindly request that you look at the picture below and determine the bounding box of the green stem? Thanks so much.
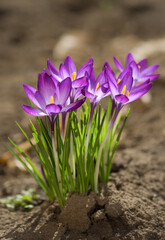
[94,108,120,192]
[70,132,75,187]
[85,104,95,170]
[50,121,63,198]
[61,112,67,142]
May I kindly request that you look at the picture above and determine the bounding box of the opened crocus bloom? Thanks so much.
[114,53,160,86]
[47,56,93,102]
[22,71,86,123]
[106,67,152,111]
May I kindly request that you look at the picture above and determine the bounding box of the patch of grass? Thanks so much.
[0,189,41,211]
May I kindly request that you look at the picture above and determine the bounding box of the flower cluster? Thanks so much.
[23,53,159,125]
[9,53,159,206]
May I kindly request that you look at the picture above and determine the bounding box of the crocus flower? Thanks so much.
[22,71,86,124]
[47,56,93,102]
[106,66,152,113]
[82,64,110,109]
[114,53,160,86]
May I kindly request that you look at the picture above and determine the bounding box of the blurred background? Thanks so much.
[0,0,165,154]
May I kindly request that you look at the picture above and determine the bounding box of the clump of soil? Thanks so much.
[59,192,96,232]
[58,182,164,239]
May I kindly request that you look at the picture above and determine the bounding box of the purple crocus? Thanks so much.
[114,53,160,86]
[82,63,112,130]
[105,66,152,116]
[22,71,86,125]
[47,56,93,138]
[82,64,110,109]
[47,56,93,102]
[22,71,86,195]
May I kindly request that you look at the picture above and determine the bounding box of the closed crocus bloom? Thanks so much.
[82,63,110,108]
[114,53,160,86]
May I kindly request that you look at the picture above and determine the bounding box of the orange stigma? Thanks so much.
[121,85,126,95]
[95,82,99,91]
[50,96,54,104]
[72,72,76,81]
[126,90,129,96]
[117,79,121,84]
[138,65,141,69]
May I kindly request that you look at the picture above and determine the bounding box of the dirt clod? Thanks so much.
[105,202,123,219]
[59,193,96,232]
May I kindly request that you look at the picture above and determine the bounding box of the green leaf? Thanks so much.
[106,108,130,179]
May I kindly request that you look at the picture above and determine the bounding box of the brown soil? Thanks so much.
[0,0,165,239]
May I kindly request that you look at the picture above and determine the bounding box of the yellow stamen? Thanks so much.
[95,82,99,91]
[138,65,141,69]
[117,79,121,84]
[72,72,76,81]
[50,96,54,104]
[126,90,129,97]
[121,85,126,95]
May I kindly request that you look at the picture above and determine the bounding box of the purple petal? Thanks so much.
[64,56,77,75]
[106,68,117,86]
[22,105,46,116]
[47,59,61,83]
[55,77,71,105]
[109,79,119,97]
[103,61,112,72]
[139,74,160,83]
[38,72,56,104]
[96,71,107,86]
[113,56,124,72]
[81,89,96,100]
[59,64,70,79]
[72,77,87,88]
[74,89,83,100]
[23,84,41,109]
[118,68,133,92]
[142,64,159,75]
[131,80,150,93]
[95,86,108,102]
[130,61,139,80]
[77,57,93,78]
[87,67,96,92]
[137,58,148,70]
[46,104,62,114]
[129,82,152,102]
[47,59,59,76]
[101,83,109,93]
[62,97,86,112]
[115,94,129,103]
[35,91,46,109]
[50,75,59,86]
[126,53,135,67]
[146,74,160,81]
[118,66,131,82]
